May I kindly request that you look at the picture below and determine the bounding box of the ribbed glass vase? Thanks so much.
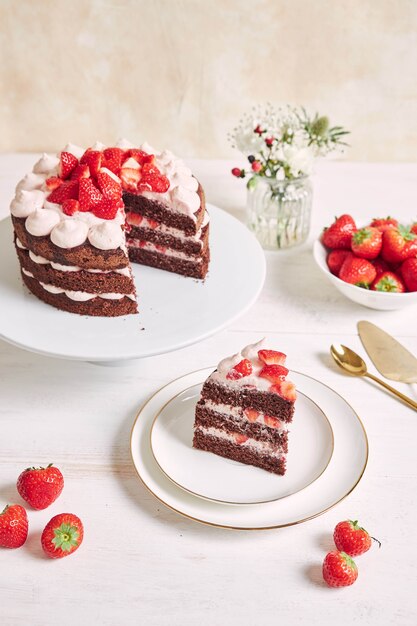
[246,176,313,250]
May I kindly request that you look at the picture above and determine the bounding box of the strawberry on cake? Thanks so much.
[10,139,210,317]
[193,340,296,475]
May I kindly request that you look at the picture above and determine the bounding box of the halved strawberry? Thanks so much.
[127,213,143,227]
[45,176,63,191]
[59,152,78,179]
[96,171,122,200]
[226,359,253,380]
[80,150,102,178]
[271,381,296,402]
[264,415,282,428]
[146,174,170,193]
[259,364,289,383]
[234,433,248,445]
[71,164,90,180]
[79,178,102,212]
[148,218,159,229]
[258,349,286,366]
[127,149,154,164]
[244,408,259,422]
[48,180,79,204]
[62,199,80,216]
[120,168,141,192]
[102,148,124,174]
[92,197,121,220]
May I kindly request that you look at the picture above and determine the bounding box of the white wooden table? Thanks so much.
[1,155,416,626]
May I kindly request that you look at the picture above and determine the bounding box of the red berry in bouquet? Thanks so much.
[0,504,28,548]
[17,463,64,510]
[381,225,417,263]
[322,215,357,250]
[351,227,382,260]
[333,519,379,556]
[322,551,358,587]
[327,250,352,275]
[401,258,417,292]
[339,255,376,287]
[371,271,405,293]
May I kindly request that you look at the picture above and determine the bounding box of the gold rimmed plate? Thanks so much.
[130,368,368,530]
[150,382,334,505]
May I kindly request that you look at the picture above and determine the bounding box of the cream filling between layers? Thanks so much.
[22,269,135,302]
[203,400,287,431]
[126,211,209,244]
[195,426,285,459]
[127,238,203,263]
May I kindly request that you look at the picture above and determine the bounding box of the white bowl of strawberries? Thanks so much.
[313,215,417,310]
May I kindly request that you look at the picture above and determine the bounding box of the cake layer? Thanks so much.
[13,216,129,270]
[21,271,137,316]
[129,245,209,279]
[127,221,209,255]
[201,380,295,423]
[123,185,205,236]
[195,403,288,452]
[16,245,134,294]
[193,429,286,476]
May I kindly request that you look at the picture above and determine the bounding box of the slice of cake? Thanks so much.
[193,340,296,475]
[9,140,210,317]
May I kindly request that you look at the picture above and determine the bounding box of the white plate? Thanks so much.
[130,368,368,529]
[150,383,334,504]
[0,205,265,362]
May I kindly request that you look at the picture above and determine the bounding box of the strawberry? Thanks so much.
[271,380,296,402]
[127,213,143,227]
[144,174,170,193]
[102,147,124,174]
[79,178,102,212]
[71,164,90,180]
[127,148,154,164]
[339,255,376,287]
[120,168,141,192]
[96,171,122,200]
[264,415,282,428]
[0,504,28,548]
[148,219,159,229]
[371,271,405,293]
[322,551,358,587]
[401,257,417,291]
[258,349,286,366]
[351,227,382,260]
[259,364,289,383]
[244,408,259,422]
[41,513,83,559]
[322,215,357,250]
[381,226,417,263]
[333,519,380,557]
[45,176,63,191]
[62,199,80,216]
[411,223,417,236]
[92,197,121,220]
[233,433,248,445]
[59,152,78,179]
[327,250,352,276]
[80,149,102,177]
[48,180,79,204]
[17,463,64,510]
[226,359,253,380]
[370,217,398,232]
[371,257,390,279]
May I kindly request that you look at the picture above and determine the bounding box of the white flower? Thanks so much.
[233,128,264,156]
[283,146,314,177]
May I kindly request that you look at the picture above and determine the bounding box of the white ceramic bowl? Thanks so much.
[313,239,417,310]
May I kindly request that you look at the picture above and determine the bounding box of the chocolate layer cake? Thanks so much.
[9,139,210,317]
[193,340,297,475]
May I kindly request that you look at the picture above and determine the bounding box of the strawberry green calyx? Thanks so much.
[374,276,400,292]
[398,225,416,241]
[52,523,80,552]
[340,551,357,572]
[349,519,366,532]
[353,228,371,244]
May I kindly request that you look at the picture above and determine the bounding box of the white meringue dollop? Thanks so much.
[10,189,46,218]
[88,222,124,250]
[50,220,89,248]
[25,209,61,237]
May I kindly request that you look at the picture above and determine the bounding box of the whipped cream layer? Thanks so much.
[195,426,285,459]
[210,339,271,391]
[127,238,203,263]
[203,400,287,431]
[126,210,209,243]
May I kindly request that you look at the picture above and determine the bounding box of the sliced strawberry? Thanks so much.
[264,415,282,429]
[59,152,78,179]
[142,162,161,176]
[259,364,289,383]
[226,370,242,380]
[71,164,90,180]
[127,213,143,227]
[96,171,122,200]
[79,178,103,212]
[234,433,248,445]
[271,381,296,402]
[148,219,159,228]
[48,180,79,204]
[92,197,121,220]
[244,408,259,422]
[258,349,286,366]
[45,176,63,191]
[127,149,154,164]
[102,148,124,174]
[155,244,166,253]
[62,199,80,216]
[147,174,170,193]
[120,168,141,192]
[80,150,102,178]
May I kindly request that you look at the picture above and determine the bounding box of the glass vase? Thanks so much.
[246,175,313,250]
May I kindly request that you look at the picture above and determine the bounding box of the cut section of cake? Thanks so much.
[193,340,296,475]
[9,139,210,317]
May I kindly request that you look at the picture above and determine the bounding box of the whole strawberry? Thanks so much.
[322,551,358,587]
[0,504,28,548]
[371,257,390,279]
[41,513,83,559]
[334,519,379,556]
[370,216,398,232]
[327,250,352,275]
[371,271,405,293]
[339,255,376,288]
[351,227,382,260]
[401,258,417,292]
[17,463,64,510]
[381,225,417,263]
[322,215,357,250]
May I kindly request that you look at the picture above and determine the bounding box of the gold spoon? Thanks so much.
[330,344,417,411]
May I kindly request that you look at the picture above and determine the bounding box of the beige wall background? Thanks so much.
[1,0,416,160]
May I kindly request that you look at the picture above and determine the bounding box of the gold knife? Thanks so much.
[357,321,417,383]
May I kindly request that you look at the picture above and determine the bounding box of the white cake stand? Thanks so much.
[0,204,266,364]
